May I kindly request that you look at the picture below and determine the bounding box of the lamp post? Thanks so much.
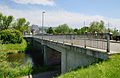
[84,21,86,48]
[42,11,45,39]
[107,22,110,52]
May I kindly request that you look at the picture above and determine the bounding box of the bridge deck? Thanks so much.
[24,35,120,54]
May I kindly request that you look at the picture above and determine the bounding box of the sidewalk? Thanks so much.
[21,71,59,78]
[110,40,120,43]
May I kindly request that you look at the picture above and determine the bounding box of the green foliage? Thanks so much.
[0,13,29,34]
[0,39,27,52]
[13,18,30,34]
[69,28,74,34]
[0,13,13,30]
[51,20,107,35]
[0,52,31,78]
[79,26,89,34]
[54,24,70,34]
[73,28,79,34]
[111,28,119,37]
[0,29,23,44]
[47,27,54,34]
[58,54,120,78]
[89,20,105,33]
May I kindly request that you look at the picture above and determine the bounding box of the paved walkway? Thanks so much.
[21,71,59,78]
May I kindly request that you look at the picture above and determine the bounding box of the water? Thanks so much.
[6,53,33,67]
[6,50,43,67]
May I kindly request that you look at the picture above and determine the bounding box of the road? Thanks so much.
[110,41,120,53]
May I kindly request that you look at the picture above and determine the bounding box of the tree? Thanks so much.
[0,29,23,44]
[6,16,14,28]
[112,28,119,37]
[99,20,105,32]
[79,26,89,34]
[74,28,79,34]
[13,18,29,34]
[69,28,74,34]
[47,27,54,34]
[0,13,3,30]
[54,24,70,34]
[89,20,105,33]
[0,14,13,30]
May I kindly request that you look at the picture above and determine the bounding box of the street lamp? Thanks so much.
[42,11,45,39]
[42,11,45,35]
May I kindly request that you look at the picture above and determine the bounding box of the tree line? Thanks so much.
[47,21,119,37]
[0,12,119,39]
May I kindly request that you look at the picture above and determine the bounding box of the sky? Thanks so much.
[0,0,120,29]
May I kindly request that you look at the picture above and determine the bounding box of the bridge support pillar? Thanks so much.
[61,51,67,74]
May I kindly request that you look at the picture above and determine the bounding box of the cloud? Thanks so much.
[11,0,55,6]
[0,4,120,29]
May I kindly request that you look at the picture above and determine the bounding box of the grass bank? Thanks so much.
[0,38,31,78]
[0,39,27,53]
[58,54,120,78]
[0,52,31,78]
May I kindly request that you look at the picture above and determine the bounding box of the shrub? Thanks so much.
[0,29,23,44]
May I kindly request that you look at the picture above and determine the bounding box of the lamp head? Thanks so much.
[42,12,45,13]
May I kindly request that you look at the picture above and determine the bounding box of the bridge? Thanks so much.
[25,33,120,74]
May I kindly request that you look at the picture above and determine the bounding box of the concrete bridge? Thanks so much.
[25,33,120,74]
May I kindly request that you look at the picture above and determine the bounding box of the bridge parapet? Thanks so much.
[31,33,110,52]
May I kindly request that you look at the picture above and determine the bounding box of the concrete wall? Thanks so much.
[61,49,96,73]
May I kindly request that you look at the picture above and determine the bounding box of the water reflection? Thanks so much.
[7,53,24,63]
[6,49,43,67]
[6,53,33,69]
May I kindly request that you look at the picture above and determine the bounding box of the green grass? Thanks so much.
[0,39,27,52]
[0,52,32,78]
[0,39,30,77]
[58,54,120,78]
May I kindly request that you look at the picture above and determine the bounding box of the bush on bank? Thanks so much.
[0,29,27,52]
[0,39,27,52]
[0,29,23,44]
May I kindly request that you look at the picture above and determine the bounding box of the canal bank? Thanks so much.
[0,38,61,78]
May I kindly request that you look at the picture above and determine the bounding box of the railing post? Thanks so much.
[107,33,110,52]
[71,34,73,45]
[84,33,86,48]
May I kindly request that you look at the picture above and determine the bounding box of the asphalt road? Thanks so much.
[110,42,120,53]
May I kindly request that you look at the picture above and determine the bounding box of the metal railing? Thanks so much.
[30,33,110,52]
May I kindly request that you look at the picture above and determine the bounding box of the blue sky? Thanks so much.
[0,0,120,29]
